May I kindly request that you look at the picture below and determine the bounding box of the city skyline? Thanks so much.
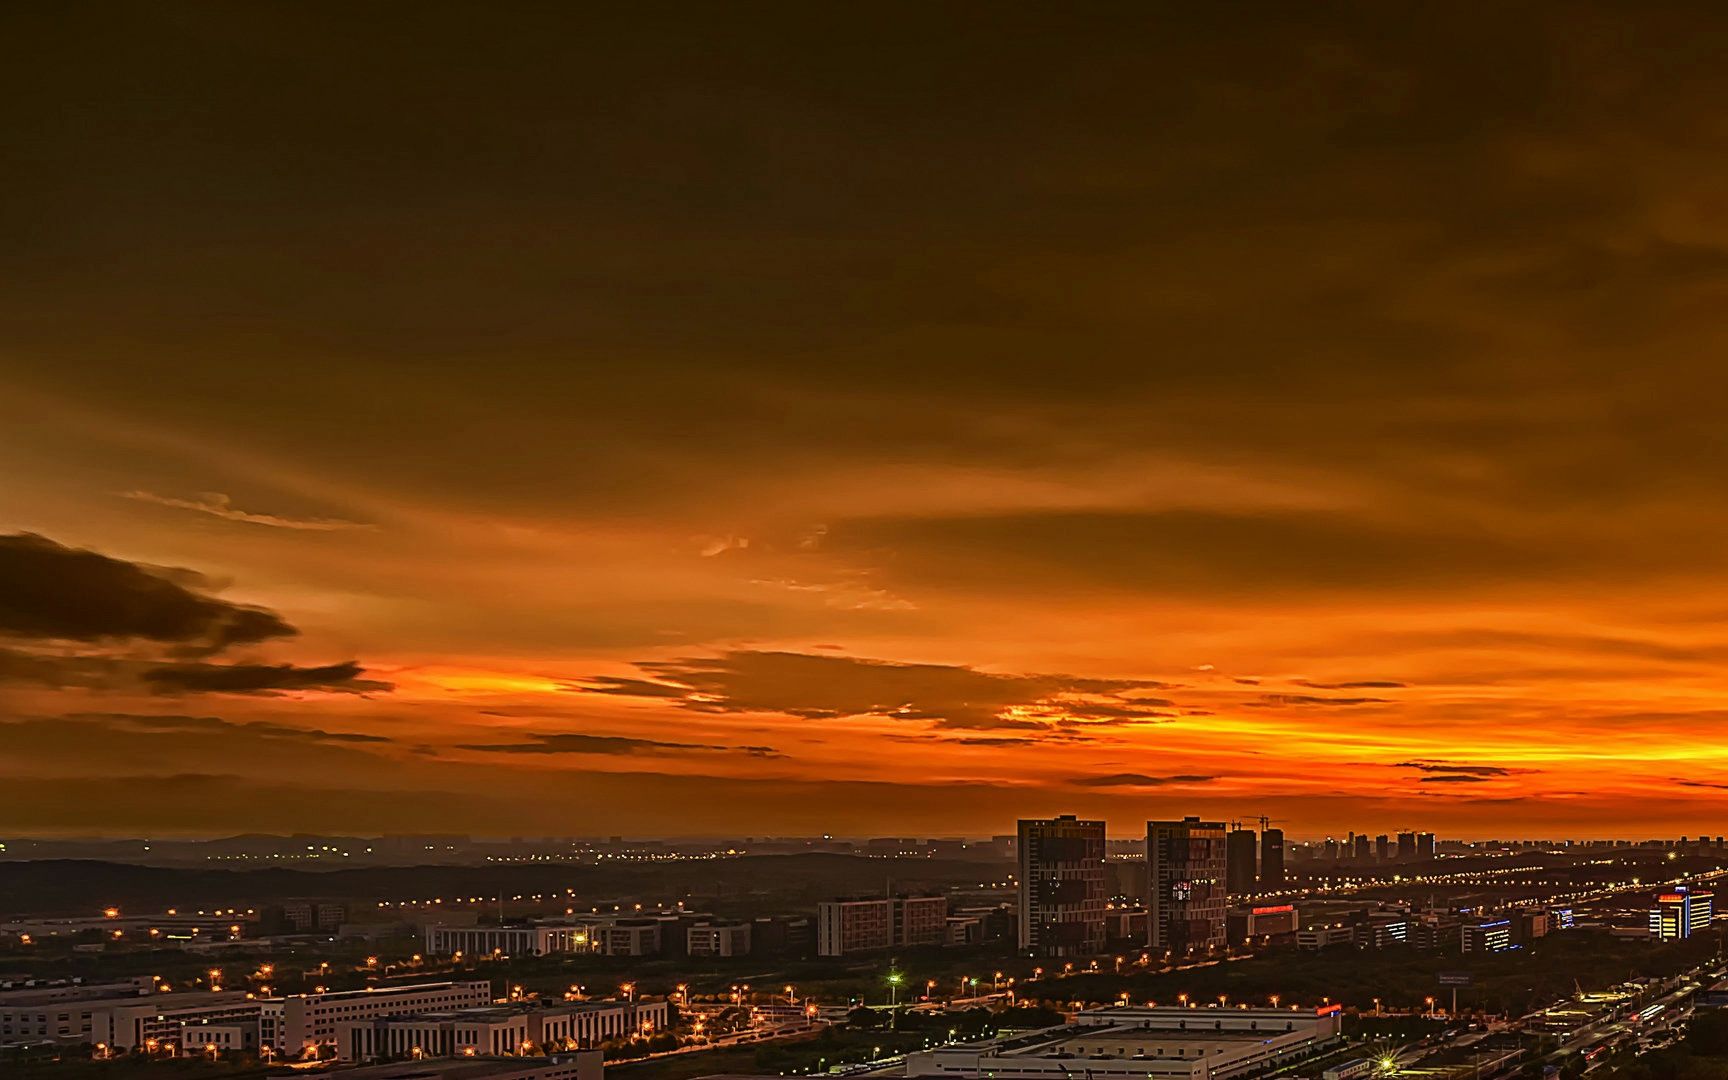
[9,5,1728,838]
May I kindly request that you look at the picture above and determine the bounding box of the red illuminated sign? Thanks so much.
[1251,904,1295,915]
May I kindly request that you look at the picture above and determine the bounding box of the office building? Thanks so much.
[276,899,346,933]
[1226,828,1258,894]
[598,921,662,957]
[1461,919,1514,953]
[1227,903,1298,942]
[336,1000,665,1061]
[895,895,950,947]
[816,895,948,956]
[1297,924,1357,950]
[0,980,155,1046]
[1260,829,1285,888]
[686,921,752,957]
[427,923,594,958]
[750,915,813,958]
[1017,815,1107,956]
[817,899,893,956]
[260,981,495,1055]
[1651,888,1714,940]
[1513,910,1550,944]
[92,993,263,1052]
[1147,817,1227,955]
[908,1004,1343,1080]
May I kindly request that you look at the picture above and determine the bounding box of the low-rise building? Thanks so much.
[427,924,594,958]
[337,1000,669,1061]
[92,993,263,1051]
[686,922,751,957]
[1461,919,1514,953]
[599,921,662,957]
[262,980,495,1055]
[1227,903,1298,943]
[908,1005,1343,1080]
[1296,922,1357,950]
[0,979,155,1045]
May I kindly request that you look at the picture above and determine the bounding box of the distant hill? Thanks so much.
[0,853,1011,916]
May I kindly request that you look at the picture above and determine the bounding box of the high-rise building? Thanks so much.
[1374,834,1390,862]
[1650,888,1714,940]
[1260,828,1285,888]
[1226,828,1258,895]
[1416,832,1436,860]
[1017,816,1107,956]
[1396,831,1417,859]
[1352,834,1371,861]
[1147,817,1227,955]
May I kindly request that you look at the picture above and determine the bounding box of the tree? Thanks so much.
[1687,1011,1728,1058]
[849,1006,886,1030]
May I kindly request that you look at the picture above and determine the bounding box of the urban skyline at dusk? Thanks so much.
[8,5,1728,841]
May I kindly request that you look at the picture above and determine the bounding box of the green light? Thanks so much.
[888,973,903,984]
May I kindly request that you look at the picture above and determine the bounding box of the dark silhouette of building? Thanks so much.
[1260,829,1285,888]
[1226,828,1258,894]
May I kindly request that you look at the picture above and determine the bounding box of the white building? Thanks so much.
[90,993,264,1051]
[337,999,670,1061]
[908,1005,1343,1080]
[0,980,155,1046]
[426,924,596,958]
[260,980,495,1055]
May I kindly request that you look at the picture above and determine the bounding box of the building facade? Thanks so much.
[336,1000,666,1061]
[816,896,948,956]
[686,922,752,957]
[1651,888,1714,939]
[1016,816,1107,957]
[1147,817,1228,955]
[427,924,594,958]
[262,980,495,1055]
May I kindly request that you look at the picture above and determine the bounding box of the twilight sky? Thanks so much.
[5,3,1728,838]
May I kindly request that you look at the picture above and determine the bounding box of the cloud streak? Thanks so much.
[123,491,376,532]
[457,733,779,757]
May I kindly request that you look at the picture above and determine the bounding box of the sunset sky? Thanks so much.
[5,4,1728,838]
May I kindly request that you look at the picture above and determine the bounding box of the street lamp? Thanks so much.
[888,972,904,1008]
